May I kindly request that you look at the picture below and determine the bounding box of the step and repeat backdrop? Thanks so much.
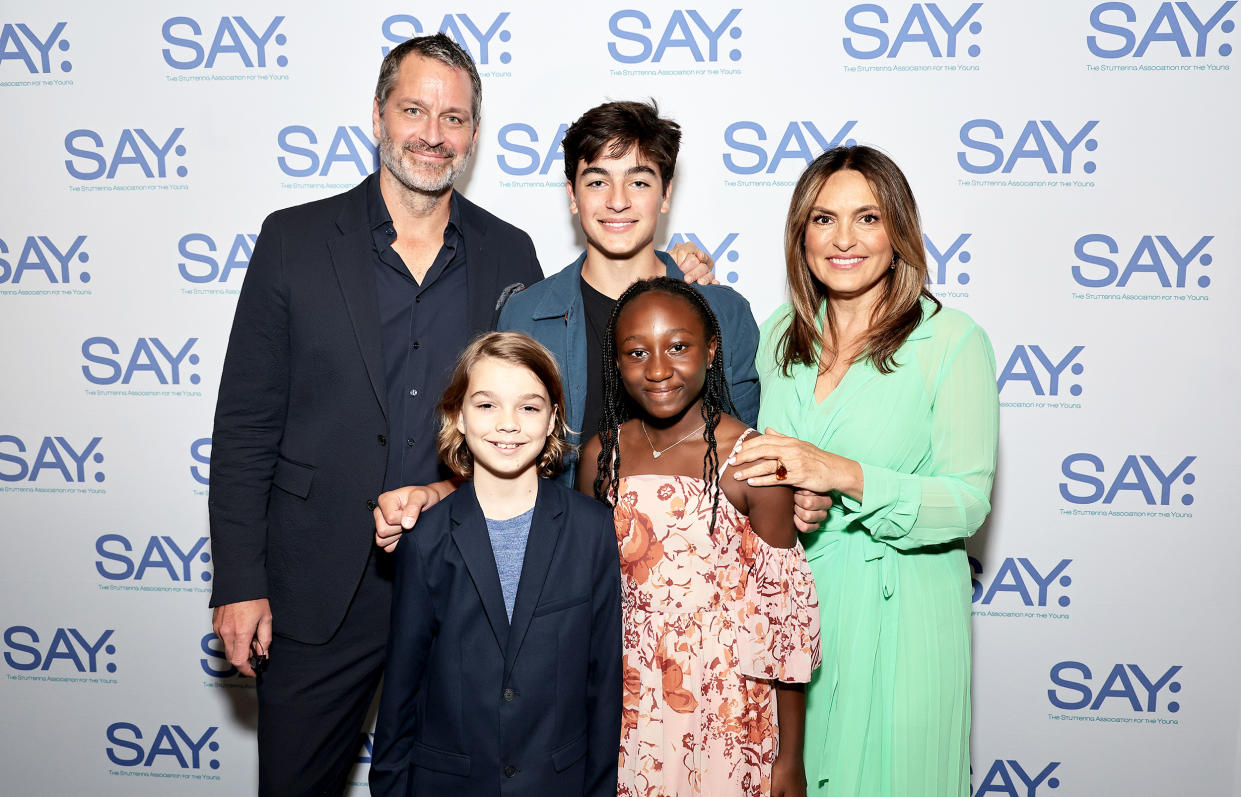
[2,1,1238,794]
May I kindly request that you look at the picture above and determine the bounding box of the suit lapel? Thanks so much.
[450,483,509,652]
[503,480,564,681]
[329,180,387,419]
[457,192,500,336]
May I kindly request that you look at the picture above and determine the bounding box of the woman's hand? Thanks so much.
[729,428,863,501]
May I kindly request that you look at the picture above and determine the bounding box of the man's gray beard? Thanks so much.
[378,135,472,196]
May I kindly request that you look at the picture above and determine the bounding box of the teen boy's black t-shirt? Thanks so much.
[580,276,616,454]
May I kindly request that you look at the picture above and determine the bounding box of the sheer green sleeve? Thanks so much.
[840,322,999,550]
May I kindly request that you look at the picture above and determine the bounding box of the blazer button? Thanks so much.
[377,434,387,446]
[502,687,515,702]
[504,765,517,778]
[366,499,378,511]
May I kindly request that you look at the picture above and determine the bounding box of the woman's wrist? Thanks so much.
[812,450,862,501]
[836,456,864,502]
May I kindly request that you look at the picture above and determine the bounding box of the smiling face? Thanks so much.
[803,169,894,306]
[373,54,478,195]
[614,291,717,424]
[568,143,671,263]
[456,357,556,483]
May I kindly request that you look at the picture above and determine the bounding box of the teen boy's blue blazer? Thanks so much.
[370,478,622,797]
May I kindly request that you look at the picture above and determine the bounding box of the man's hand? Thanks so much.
[212,598,272,678]
[668,241,718,285]
[374,484,447,552]
[792,488,833,533]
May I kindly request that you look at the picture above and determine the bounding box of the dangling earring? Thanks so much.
[889,255,898,271]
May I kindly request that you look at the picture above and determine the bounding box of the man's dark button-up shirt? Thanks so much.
[368,175,468,490]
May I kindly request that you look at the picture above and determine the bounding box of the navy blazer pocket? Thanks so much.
[550,731,588,772]
[533,593,589,617]
[272,456,315,499]
[411,740,471,777]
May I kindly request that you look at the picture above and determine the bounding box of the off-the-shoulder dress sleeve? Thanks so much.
[735,523,821,683]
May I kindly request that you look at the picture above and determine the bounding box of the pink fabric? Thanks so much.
[614,474,820,797]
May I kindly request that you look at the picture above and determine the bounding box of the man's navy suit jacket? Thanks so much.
[370,479,622,797]
[207,176,542,643]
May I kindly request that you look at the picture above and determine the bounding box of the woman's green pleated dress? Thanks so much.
[756,299,999,797]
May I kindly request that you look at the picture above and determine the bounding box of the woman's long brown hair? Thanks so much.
[777,145,940,376]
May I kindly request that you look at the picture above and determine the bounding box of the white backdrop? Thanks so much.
[2,1,1239,794]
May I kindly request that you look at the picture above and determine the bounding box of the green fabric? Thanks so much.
[756,298,998,797]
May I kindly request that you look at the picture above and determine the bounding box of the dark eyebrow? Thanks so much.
[579,164,658,179]
[619,328,694,345]
[810,204,881,215]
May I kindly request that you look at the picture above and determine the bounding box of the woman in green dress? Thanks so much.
[729,146,998,797]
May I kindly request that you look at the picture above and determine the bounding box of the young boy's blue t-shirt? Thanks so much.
[485,507,535,621]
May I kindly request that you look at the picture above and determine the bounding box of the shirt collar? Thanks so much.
[366,171,463,236]
[530,249,678,321]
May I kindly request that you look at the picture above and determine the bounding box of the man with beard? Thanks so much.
[207,35,543,795]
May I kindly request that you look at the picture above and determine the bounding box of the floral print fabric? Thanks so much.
[614,472,820,797]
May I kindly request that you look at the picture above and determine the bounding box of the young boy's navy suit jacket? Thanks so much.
[370,478,622,797]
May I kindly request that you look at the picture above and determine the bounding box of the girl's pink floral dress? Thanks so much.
[614,432,821,796]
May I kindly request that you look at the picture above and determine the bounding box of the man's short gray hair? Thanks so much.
[374,33,482,126]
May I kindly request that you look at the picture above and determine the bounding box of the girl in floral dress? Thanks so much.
[577,277,821,797]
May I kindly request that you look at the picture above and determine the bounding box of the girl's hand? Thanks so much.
[770,751,808,797]
[729,428,863,501]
